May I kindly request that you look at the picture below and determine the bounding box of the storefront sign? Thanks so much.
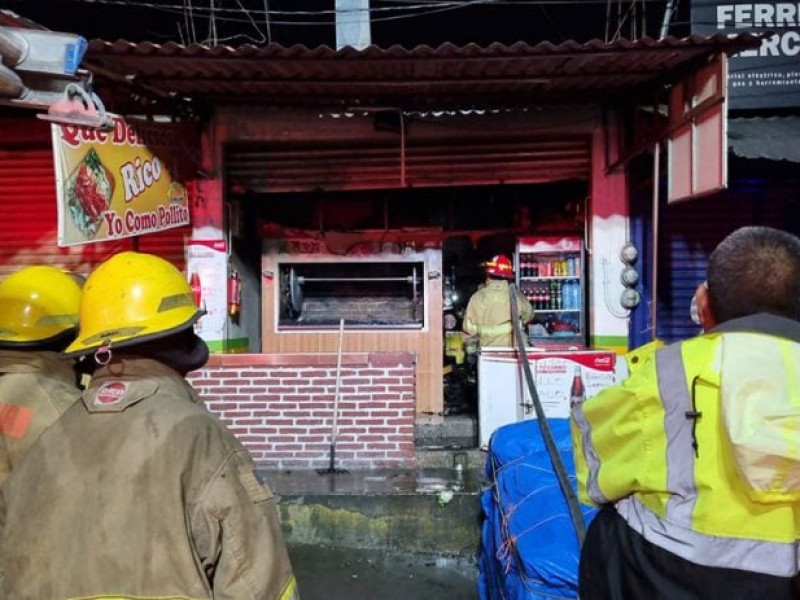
[52,116,199,246]
[692,0,800,108]
[186,239,229,350]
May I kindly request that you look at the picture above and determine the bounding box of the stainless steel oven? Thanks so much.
[277,260,425,329]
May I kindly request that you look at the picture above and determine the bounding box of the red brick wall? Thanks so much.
[188,352,417,469]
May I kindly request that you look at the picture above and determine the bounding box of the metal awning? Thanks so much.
[728,116,800,163]
[85,34,761,111]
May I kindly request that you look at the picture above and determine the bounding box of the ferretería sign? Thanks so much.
[692,0,800,108]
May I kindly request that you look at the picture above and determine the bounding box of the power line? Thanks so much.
[65,0,495,16]
[66,0,670,19]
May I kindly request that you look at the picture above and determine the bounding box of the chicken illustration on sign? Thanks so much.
[65,148,114,238]
[51,115,198,247]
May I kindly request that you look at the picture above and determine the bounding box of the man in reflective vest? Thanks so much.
[463,254,534,349]
[0,266,83,488]
[573,226,800,598]
[0,252,298,599]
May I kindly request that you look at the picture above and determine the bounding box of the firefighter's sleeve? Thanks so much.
[191,449,298,600]
[462,295,480,337]
[571,356,663,506]
[517,295,535,325]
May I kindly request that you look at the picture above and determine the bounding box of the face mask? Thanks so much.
[690,296,701,325]
[690,281,708,326]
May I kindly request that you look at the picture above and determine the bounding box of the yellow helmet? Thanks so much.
[0,265,82,347]
[65,252,203,356]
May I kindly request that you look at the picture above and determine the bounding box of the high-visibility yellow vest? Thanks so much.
[572,317,800,577]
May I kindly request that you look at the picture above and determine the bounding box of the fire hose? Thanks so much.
[508,283,587,546]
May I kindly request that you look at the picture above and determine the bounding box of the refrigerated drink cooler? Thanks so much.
[478,348,626,447]
[516,235,585,350]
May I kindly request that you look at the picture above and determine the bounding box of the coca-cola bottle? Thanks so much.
[569,364,585,410]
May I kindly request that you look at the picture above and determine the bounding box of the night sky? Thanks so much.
[0,0,689,47]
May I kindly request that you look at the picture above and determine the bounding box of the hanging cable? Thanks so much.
[263,0,272,44]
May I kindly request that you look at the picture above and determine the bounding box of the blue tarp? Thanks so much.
[478,419,597,600]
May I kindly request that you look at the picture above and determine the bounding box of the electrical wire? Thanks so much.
[263,0,272,44]
[65,0,669,20]
[63,0,502,27]
[65,0,494,16]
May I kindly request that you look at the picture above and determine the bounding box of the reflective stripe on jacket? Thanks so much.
[0,350,80,488]
[0,357,297,599]
[462,279,534,348]
[572,313,800,577]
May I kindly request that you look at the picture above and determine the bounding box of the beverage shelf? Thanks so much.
[520,276,580,280]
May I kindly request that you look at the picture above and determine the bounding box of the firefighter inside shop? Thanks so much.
[462,254,534,349]
[438,254,534,415]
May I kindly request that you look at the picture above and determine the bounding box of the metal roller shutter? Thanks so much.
[656,171,800,343]
[226,136,591,193]
[0,118,190,280]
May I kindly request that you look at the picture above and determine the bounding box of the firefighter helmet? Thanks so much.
[0,265,82,347]
[482,254,515,279]
[65,252,204,356]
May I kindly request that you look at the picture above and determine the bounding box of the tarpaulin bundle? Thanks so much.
[478,419,597,599]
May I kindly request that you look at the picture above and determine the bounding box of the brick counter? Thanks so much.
[188,352,417,469]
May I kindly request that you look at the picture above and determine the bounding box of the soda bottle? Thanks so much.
[562,280,572,310]
[569,364,585,410]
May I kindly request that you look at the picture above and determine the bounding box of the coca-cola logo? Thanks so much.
[95,381,128,405]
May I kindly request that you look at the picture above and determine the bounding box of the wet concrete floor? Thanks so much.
[290,544,479,600]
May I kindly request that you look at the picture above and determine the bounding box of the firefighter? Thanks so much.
[462,254,534,349]
[0,252,298,600]
[0,265,82,488]
[573,226,800,598]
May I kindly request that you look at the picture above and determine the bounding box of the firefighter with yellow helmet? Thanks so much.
[0,265,83,488]
[462,254,534,349]
[0,252,298,600]
[573,226,800,598]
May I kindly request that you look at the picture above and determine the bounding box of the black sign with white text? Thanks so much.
[692,0,800,108]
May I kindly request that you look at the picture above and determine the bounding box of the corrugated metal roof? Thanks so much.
[728,116,800,163]
[85,34,761,111]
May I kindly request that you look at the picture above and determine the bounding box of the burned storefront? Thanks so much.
[79,35,757,468]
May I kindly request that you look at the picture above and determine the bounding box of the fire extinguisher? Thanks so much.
[228,269,242,319]
[190,272,202,309]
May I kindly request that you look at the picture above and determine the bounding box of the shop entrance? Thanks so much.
[227,180,588,417]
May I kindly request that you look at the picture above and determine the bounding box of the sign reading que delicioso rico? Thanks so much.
[51,115,199,246]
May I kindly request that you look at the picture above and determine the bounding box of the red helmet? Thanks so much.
[483,255,514,279]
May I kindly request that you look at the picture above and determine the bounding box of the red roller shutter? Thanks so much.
[227,136,590,193]
[0,117,189,280]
